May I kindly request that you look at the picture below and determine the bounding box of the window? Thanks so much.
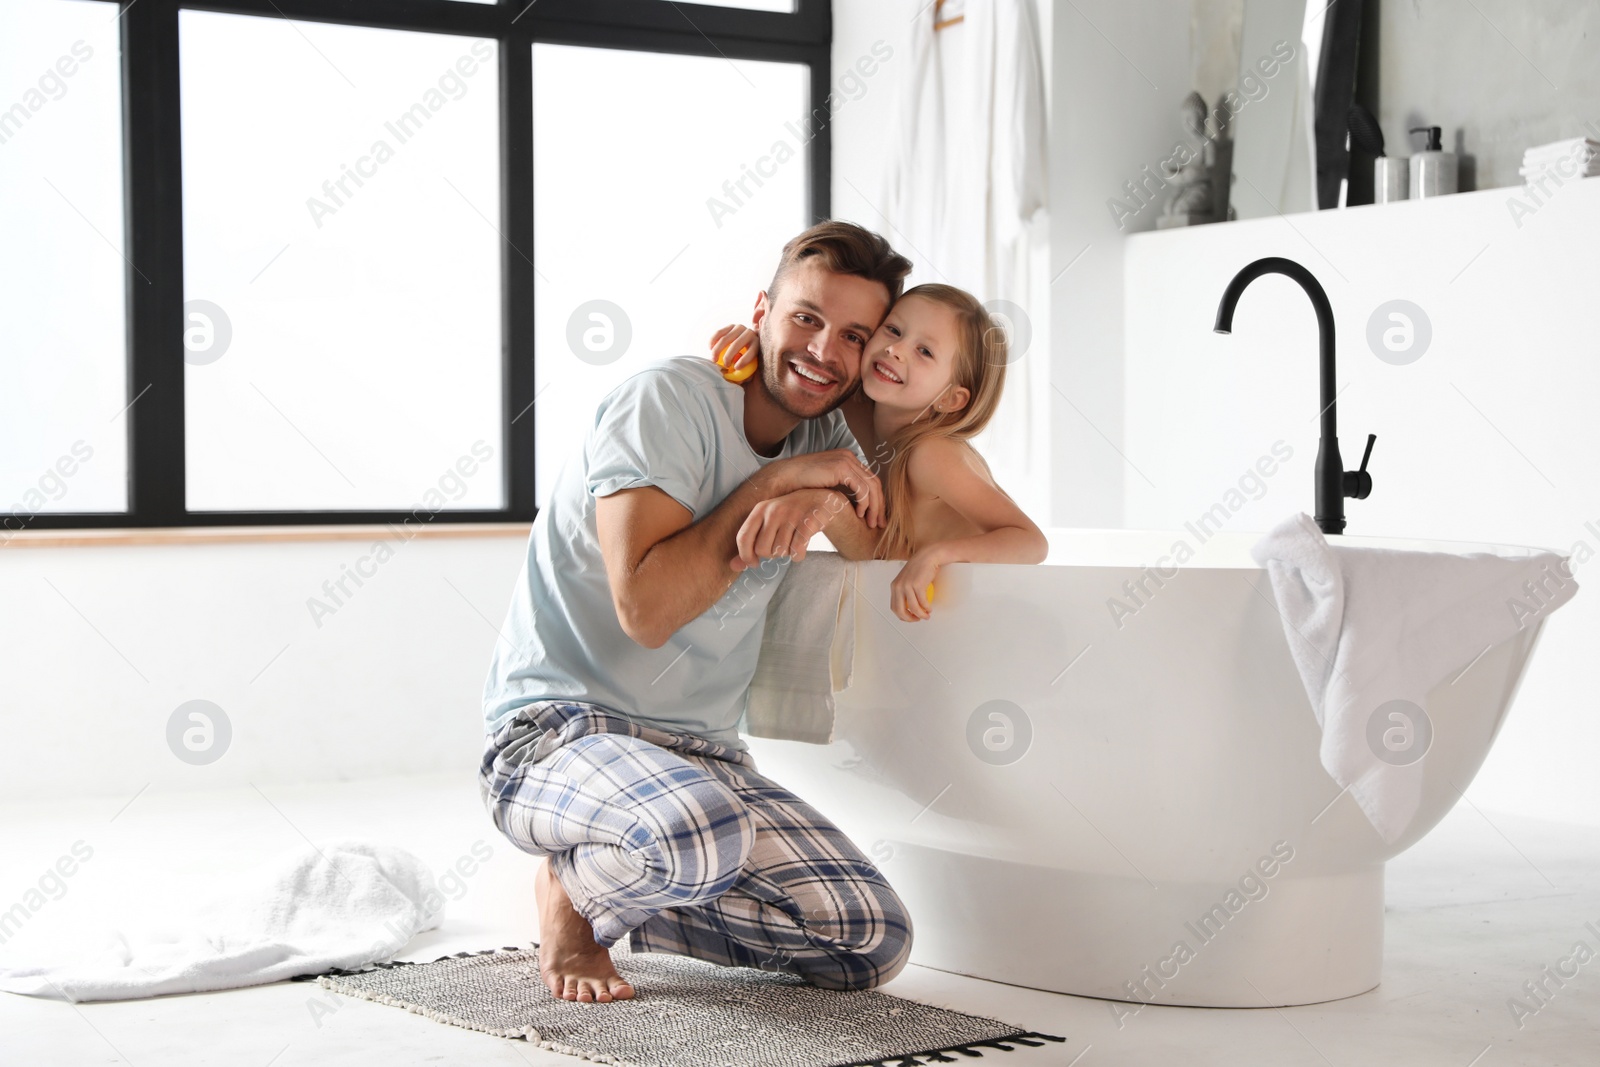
[180,13,503,511]
[5,0,830,530]
[1,0,127,523]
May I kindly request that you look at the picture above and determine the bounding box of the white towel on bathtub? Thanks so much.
[1250,512,1578,843]
[742,552,857,746]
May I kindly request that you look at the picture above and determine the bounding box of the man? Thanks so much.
[479,222,914,1004]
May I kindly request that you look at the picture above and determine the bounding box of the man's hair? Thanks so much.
[767,221,912,305]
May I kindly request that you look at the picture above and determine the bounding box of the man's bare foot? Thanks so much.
[534,859,636,1003]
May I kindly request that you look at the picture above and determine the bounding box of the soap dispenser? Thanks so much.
[1409,126,1458,198]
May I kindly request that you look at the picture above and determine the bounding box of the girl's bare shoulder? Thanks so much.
[909,434,970,461]
[908,436,991,481]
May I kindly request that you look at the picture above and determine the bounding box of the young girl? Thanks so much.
[709,283,1048,622]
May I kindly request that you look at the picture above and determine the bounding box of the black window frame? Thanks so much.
[26,0,830,530]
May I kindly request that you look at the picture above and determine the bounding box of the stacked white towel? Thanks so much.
[0,841,441,1003]
[1518,137,1600,183]
[1251,513,1578,844]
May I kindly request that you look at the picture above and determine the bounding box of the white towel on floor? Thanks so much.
[742,552,857,746]
[1250,512,1579,843]
[0,841,441,1003]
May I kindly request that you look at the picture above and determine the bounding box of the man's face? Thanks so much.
[750,257,892,420]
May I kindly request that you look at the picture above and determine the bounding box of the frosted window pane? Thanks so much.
[0,0,127,518]
[532,44,807,506]
[180,12,503,511]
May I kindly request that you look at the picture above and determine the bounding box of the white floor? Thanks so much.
[2,774,1596,1066]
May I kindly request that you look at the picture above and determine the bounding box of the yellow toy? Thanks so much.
[718,343,756,383]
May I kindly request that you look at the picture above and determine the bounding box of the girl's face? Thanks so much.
[860,294,966,415]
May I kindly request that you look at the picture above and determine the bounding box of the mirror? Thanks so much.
[1228,0,1328,220]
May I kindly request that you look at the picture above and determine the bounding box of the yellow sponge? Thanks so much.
[719,344,756,383]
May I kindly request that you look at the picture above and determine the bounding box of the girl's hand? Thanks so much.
[708,324,760,381]
[890,550,941,622]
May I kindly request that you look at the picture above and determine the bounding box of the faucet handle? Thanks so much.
[1343,433,1376,500]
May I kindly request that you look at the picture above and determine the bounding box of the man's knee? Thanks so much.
[854,888,914,989]
[798,880,914,990]
[843,922,913,990]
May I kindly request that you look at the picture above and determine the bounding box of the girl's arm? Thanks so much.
[890,437,1048,621]
[909,437,1048,564]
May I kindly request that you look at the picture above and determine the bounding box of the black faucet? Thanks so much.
[1213,256,1375,536]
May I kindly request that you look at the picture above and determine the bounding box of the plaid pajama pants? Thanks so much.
[478,700,912,991]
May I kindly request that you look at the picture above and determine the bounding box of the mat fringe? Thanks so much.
[300,945,1066,1067]
[829,1031,1067,1067]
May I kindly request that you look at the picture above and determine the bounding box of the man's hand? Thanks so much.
[731,488,849,571]
[761,450,885,529]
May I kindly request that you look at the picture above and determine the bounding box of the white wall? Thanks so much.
[1048,0,1190,526]
[0,534,528,803]
[1122,179,1600,826]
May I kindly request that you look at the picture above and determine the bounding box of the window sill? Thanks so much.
[2,522,533,550]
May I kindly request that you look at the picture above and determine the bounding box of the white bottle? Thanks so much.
[1409,126,1458,198]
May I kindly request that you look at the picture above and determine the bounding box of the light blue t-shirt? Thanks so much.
[482,355,865,750]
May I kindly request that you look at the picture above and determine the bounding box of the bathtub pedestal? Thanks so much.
[888,843,1385,1008]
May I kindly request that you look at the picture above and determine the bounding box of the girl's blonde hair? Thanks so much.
[871,284,1011,561]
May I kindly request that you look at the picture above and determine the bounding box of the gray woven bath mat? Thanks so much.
[299,945,1064,1067]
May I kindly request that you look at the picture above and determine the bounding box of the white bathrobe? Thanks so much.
[882,0,1049,499]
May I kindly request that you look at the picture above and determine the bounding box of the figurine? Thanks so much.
[1159,92,1233,228]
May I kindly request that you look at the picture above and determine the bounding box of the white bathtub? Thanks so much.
[746,528,1552,1008]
